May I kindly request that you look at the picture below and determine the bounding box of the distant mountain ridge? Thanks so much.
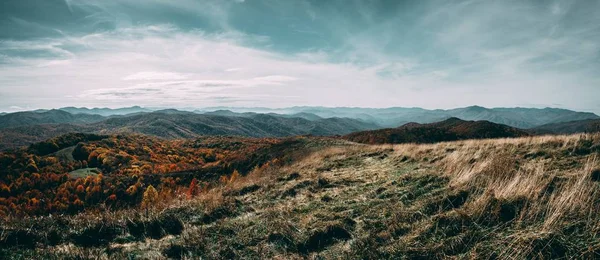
[203,110,324,121]
[1,106,598,150]
[92,112,377,138]
[343,117,530,144]
[0,110,378,150]
[531,119,600,134]
[198,106,600,129]
[4,105,595,129]
[59,106,152,116]
[0,110,105,129]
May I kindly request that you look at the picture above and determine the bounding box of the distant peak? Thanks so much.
[444,117,464,122]
[466,105,487,111]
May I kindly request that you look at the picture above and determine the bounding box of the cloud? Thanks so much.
[252,75,298,84]
[123,71,188,81]
[80,74,300,103]
[0,0,599,113]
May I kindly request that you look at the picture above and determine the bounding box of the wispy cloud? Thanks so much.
[123,72,189,81]
[252,75,297,84]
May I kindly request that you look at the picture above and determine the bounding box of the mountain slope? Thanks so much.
[343,117,529,144]
[208,106,599,128]
[450,106,600,128]
[93,112,378,138]
[204,110,324,121]
[6,106,598,129]
[531,119,600,134]
[0,111,378,149]
[0,110,105,129]
[59,106,152,116]
[0,124,92,150]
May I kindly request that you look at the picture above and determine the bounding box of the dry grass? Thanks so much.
[1,134,599,259]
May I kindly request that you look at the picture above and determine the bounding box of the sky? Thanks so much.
[0,0,599,113]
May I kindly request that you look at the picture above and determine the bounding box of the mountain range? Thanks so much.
[220,106,598,129]
[0,110,377,150]
[0,110,105,129]
[35,106,152,116]
[1,106,599,150]
[42,105,598,129]
[93,111,377,138]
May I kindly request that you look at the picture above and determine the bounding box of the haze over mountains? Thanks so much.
[0,110,105,129]
[26,106,152,117]
[6,105,598,128]
[1,105,599,150]
[198,106,599,129]
[0,109,377,150]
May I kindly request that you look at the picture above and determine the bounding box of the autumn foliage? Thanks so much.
[141,185,158,210]
[188,178,199,198]
[0,134,290,216]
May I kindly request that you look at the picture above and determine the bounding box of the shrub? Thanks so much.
[141,185,158,210]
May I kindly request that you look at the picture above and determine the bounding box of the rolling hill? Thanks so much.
[531,118,600,134]
[206,106,600,128]
[58,106,152,116]
[0,111,378,150]
[6,106,598,129]
[2,106,598,150]
[343,117,529,144]
[203,110,324,121]
[0,124,91,150]
[92,112,378,139]
[0,110,105,129]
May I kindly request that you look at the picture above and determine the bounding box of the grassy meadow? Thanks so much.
[1,134,599,259]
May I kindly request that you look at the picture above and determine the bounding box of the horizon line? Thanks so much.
[2,105,598,115]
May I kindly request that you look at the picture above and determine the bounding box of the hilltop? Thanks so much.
[343,117,529,144]
[532,119,600,134]
[0,110,105,129]
[58,106,152,116]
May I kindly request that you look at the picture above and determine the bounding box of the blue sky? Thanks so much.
[1,0,599,113]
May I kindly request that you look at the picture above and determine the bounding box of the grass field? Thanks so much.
[54,146,76,162]
[68,168,100,179]
[1,134,599,259]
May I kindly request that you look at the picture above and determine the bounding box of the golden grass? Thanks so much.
[384,134,600,227]
[2,133,599,259]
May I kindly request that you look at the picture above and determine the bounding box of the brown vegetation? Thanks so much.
[1,133,599,259]
[0,134,324,216]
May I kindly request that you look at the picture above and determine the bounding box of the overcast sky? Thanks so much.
[1,0,599,113]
